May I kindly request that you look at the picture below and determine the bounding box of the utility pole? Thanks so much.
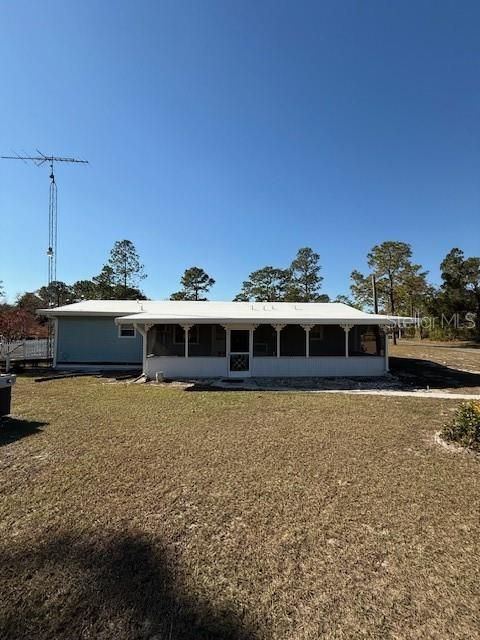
[371,273,379,314]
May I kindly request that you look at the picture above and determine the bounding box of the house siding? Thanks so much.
[56,317,142,366]
[251,356,386,377]
[146,356,228,379]
[145,355,386,378]
[54,315,388,376]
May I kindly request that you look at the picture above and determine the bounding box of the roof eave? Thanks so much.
[115,316,395,326]
[37,309,138,318]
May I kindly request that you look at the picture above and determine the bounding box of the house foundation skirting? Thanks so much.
[145,356,386,379]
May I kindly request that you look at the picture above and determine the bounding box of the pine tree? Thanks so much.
[93,240,147,299]
[234,267,290,302]
[170,267,215,301]
[287,247,324,302]
[107,240,146,295]
[37,281,73,308]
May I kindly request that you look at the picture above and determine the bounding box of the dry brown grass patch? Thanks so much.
[0,377,479,639]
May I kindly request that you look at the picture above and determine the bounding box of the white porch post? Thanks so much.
[144,324,153,373]
[382,325,390,372]
[340,324,353,358]
[53,317,58,368]
[272,324,285,357]
[223,325,231,367]
[181,324,192,358]
[249,325,257,368]
[301,324,312,358]
[134,323,153,375]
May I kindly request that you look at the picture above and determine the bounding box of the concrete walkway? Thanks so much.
[207,378,480,399]
[314,389,480,400]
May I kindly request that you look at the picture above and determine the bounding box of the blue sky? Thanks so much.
[1,0,479,302]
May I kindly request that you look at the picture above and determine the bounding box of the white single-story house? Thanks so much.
[41,300,397,378]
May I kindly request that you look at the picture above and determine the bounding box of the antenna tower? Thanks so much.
[1,150,88,359]
[1,150,88,289]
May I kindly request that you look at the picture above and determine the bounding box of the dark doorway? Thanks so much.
[230,330,249,353]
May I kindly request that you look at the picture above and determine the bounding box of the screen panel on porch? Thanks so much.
[147,324,226,357]
[147,324,184,356]
[309,325,345,356]
[191,324,226,357]
[253,325,276,356]
[348,326,385,356]
[280,324,306,356]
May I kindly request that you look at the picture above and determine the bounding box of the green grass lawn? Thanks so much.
[1,377,479,639]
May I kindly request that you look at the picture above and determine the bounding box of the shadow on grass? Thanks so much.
[31,369,142,382]
[0,531,258,640]
[2,367,141,381]
[405,341,480,350]
[390,356,480,389]
[0,417,47,446]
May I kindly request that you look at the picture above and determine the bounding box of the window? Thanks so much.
[310,326,324,341]
[254,342,270,354]
[173,325,199,344]
[309,325,344,356]
[349,326,385,356]
[156,325,169,345]
[253,325,277,357]
[118,324,136,338]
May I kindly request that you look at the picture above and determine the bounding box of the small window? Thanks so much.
[119,324,136,338]
[156,325,169,345]
[173,325,199,344]
[254,342,269,354]
[215,325,225,340]
[310,326,324,341]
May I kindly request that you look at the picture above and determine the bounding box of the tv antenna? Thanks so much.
[1,150,88,287]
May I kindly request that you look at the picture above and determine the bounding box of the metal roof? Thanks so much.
[39,300,395,325]
[39,300,151,316]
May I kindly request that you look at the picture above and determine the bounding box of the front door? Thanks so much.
[229,329,250,377]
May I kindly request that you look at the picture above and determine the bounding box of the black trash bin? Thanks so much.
[0,374,16,417]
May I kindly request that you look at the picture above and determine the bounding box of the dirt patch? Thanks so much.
[433,431,479,455]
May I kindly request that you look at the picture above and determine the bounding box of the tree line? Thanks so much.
[1,239,146,314]
[0,239,147,343]
[168,242,480,343]
[1,239,479,341]
[348,241,479,341]
[169,248,327,303]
